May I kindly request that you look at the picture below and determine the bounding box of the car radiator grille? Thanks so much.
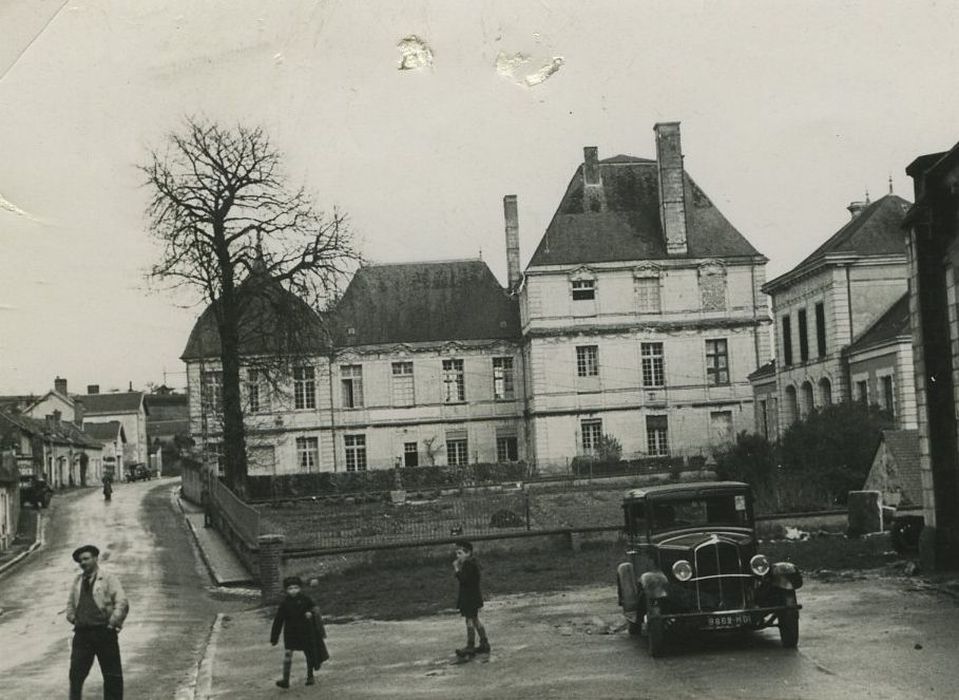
[694,541,746,611]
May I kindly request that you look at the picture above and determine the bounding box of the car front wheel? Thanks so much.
[647,601,665,657]
[779,591,799,649]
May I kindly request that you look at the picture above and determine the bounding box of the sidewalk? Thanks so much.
[179,494,255,587]
[0,508,42,576]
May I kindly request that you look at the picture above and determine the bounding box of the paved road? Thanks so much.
[0,478,240,699]
[212,574,959,699]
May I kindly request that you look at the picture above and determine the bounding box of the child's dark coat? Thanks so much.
[455,558,483,616]
[270,593,330,668]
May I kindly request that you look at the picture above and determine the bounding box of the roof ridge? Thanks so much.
[364,258,484,267]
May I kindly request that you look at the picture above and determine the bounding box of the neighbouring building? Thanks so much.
[863,429,922,509]
[519,123,770,467]
[183,122,769,475]
[76,388,149,467]
[0,409,103,488]
[0,450,19,552]
[753,191,915,438]
[82,421,126,480]
[903,141,959,570]
[145,390,191,476]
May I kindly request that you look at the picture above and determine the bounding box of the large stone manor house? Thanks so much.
[183,122,770,476]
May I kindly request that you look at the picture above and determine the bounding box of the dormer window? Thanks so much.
[571,279,595,301]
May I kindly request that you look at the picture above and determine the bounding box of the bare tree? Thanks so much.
[143,117,360,495]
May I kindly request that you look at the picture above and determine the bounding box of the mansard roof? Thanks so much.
[528,156,762,267]
[846,292,911,355]
[333,260,521,347]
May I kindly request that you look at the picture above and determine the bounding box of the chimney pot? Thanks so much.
[503,195,522,291]
[654,122,689,256]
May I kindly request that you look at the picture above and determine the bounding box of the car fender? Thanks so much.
[617,562,640,611]
[770,562,803,590]
[639,570,670,600]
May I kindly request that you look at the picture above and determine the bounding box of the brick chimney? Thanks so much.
[582,146,605,212]
[54,376,67,395]
[87,384,100,394]
[654,122,689,256]
[503,195,522,291]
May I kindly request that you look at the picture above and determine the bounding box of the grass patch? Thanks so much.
[292,534,896,622]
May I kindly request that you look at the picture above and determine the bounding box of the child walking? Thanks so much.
[270,576,328,688]
[453,540,490,657]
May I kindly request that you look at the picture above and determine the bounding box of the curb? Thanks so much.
[189,612,224,700]
[174,487,255,588]
[0,511,45,578]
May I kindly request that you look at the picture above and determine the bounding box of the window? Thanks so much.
[295,437,319,472]
[581,418,603,454]
[882,375,895,416]
[344,434,366,472]
[246,369,270,414]
[391,362,414,407]
[815,302,827,357]
[206,441,225,476]
[646,415,669,456]
[782,316,793,366]
[705,339,730,386]
[496,435,519,462]
[571,279,595,300]
[493,357,515,400]
[641,343,665,387]
[856,380,869,405]
[202,370,222,414]
[442,359,466,402]
[758,399,768,438]
[635,276,661,313]
[403,441,419,467]
[576,345,599,377]
[341,364,364,408]
[293,366,316,410]
[798,309,809,363]
[447,437,468,466]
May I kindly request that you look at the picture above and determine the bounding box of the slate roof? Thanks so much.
[766,195,912,291]
[846,293,911,354]
[880,429,922,506]
[77,392,145,416]
[333,260,521,346]
[83,421,126,443]
[528,156,762,267]
[0,409,101,449]
[748,359,776,381]
[181,269,328,361]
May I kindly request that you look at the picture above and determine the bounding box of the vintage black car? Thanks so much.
[19,473,54,509]
[616,481,802,656]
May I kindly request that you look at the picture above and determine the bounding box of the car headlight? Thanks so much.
[672,559,693,581]
[750,554,771,576]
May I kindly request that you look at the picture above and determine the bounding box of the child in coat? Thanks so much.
[270,576,327,688]
[453,540,490,657]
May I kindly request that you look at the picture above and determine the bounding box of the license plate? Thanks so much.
[705,613,752,629]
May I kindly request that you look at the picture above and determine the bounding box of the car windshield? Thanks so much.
[649,493,751,531]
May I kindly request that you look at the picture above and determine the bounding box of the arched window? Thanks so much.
[819,377,833,406]
[801,381,815,417]
[784,385,799,425]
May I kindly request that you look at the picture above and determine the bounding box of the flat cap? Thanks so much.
[72,544,100,562]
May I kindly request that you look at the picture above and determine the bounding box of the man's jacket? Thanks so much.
[65,569,130,629]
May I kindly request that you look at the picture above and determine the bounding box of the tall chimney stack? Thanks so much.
[654,122,689,256]
[87,384,100,395]
[582,146,605,212]
[54,376,67,395]
[503,195,522,291]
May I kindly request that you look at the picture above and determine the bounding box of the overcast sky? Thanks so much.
[1,0,957,396]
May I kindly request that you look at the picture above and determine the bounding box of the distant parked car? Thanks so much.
[19,473,53,509]
[125,463,153,482]
[615,481,803,657]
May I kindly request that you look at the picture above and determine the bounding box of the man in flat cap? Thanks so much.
[65,544,129,699]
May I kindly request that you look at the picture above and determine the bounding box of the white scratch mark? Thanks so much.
[0,192,38,221]
[397,35,433,71]
[273,52,284,65]
[495,52,564,87]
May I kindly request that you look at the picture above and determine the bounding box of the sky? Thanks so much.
[1,0,958,396]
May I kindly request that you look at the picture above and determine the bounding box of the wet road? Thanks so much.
[0,478,233,699]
